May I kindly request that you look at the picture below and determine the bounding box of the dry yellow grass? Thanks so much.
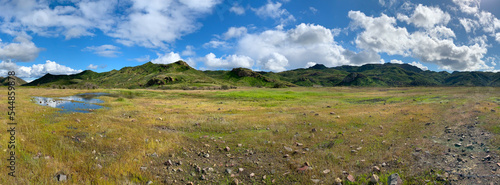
[0,87,498,184]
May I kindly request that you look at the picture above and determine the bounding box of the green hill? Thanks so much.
[26,61,292,89]
[0,76,27,86]
[22,61,500,88]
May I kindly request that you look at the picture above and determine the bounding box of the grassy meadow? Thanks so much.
[0,87,499,184]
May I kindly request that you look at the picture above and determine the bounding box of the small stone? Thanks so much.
[347,174,355,182]
[323,169,331,174]
[415,148,422,152]
[147,181,153,185]
[203,153,210,158]
[388,173,403,185]
[200,175,206,180]
[249,173,255,177]
[370,174,379,184]
[335,178,342,184]
[296,142,303,146]
[238,168,244,173]
[466,144,474,149]
[225,168,233,174]
[311,128,317,132]
[56,174,67,181]
[164,160,173,166]
[483,155,491,161]
[237,144,242,147]
[283,154,289,158]
[231,179,239,185]
[284,146,293,152]
[76,119,81,123]
[157,117,163,121]
[311,179,320,183]
[140,166,147,171]
[372,166,380,172]
[263,175,267,180]
[297,165,308,172]
[330,112,335,115]
[381,162,386,167]
[455,143,462,147]
[225,146,230,152]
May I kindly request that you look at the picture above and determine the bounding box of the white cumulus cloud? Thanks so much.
[87,64,98,70]
[253,1,295,25]
[230,4,245,15]
[349,10,491,71]
[83,45,121,57]
[0,36,42,62]
[0,60,82,79]
[202,53,254,69]
[397,4,451,29]
[151,52,183,64]
[409,61,429,71]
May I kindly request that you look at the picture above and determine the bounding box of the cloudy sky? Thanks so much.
[1,0,500,81]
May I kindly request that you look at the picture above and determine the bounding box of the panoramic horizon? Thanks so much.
[1,0,500,82]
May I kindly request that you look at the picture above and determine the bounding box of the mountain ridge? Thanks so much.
[23,61,500,88]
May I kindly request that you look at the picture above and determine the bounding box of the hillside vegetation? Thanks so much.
[23,61,500,88]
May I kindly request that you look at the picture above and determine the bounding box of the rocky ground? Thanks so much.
[134,112,500,184]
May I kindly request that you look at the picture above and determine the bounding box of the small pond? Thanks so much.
[32,93,110,113]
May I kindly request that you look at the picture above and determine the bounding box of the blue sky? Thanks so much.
[0,0,500,81]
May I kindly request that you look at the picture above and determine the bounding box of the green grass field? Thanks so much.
[0,87,499,184]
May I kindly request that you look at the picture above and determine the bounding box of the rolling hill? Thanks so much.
[22,61,500,88]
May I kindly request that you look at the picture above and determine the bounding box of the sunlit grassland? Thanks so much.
[0,87,499,184]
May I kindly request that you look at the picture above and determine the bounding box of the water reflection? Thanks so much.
[32,93,109,113]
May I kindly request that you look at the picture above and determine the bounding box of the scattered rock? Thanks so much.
[415,148,422,152]
[372,166,380,173]
[311,179,320,183]
[249,173,255,177]
[323,169,331,174]
[381,162,387,167]
[296,142,303,146]
[203,153,210,158]
[297,165,308,172]
[224,146,230,152]
[238,168,244,173]
[225,168,233,174]
[483,155,491,161]
[237,144,242,147]
[334,178,342,184]
[330,112,335,115]
[76,119,81,123]
[283,154,289,158]
[370,174,379,184]
[56,173,67,182]
[455,143,462,147]
[347,174,355,182]
[140,166,147,171]
[466,144,474,149]
[157,117,163,121]
[200,175,206,180]
[388,173,403,185]
[231,179,239,185]
[311,128,317,132]
[163,160,173,166]
[284,146,293,152]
